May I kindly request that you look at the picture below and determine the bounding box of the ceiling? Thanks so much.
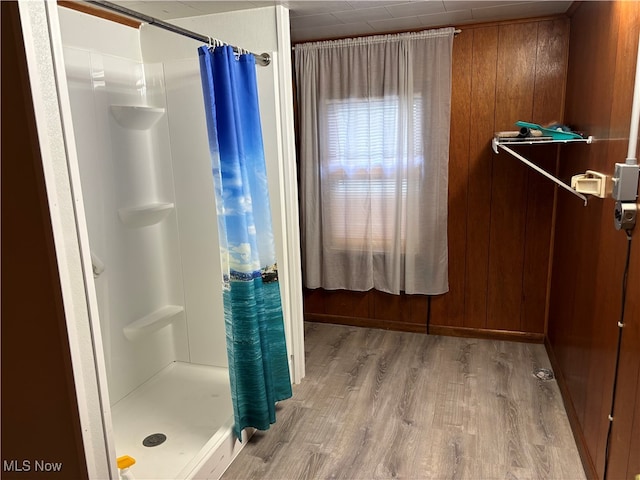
[111,1,573,43]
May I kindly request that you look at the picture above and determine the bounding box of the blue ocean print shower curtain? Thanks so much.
[198,45,292,440]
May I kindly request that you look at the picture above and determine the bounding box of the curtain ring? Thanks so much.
[207,36,213,49]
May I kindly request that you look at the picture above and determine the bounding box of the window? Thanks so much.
[295,28,452,294]
[324,96,423,251]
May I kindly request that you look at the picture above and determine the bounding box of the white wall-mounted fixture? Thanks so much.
[613,33,640,231]
[491,135,593,205]
[614,202,637,231]
[90,251,105,277]
[571,170,611,198]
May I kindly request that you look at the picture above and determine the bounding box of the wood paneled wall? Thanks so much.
[431,17,570,337]
[1,3,88,478]
[546,2,640,478]
[304,289,429,333]
[304,17,571,339]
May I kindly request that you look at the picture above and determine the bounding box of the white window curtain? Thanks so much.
[295,28,454,295]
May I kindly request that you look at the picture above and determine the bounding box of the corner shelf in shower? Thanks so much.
[110,105,165,130]
[123,305,185,341]
[118,202,175,227]
[491,134,594,206]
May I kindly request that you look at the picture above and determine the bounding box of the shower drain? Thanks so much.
[534,368,555,381]
[142,433,167,447]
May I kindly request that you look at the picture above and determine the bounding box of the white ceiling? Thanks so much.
[111,1,573,43]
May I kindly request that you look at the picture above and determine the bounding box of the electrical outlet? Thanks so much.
[614,201,638,230]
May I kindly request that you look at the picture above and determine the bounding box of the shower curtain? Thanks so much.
[198,45,292,440]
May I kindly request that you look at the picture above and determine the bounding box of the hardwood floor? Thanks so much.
[222,322,586,479]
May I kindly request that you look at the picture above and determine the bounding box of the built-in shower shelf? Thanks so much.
[123,305,185,341]
[118,202,174,227]
[110,105,165,130]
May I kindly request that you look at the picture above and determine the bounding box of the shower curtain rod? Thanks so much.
[85,0,271,66]
[291,27,462,49]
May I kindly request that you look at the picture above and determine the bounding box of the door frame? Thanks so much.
[18,2,117,477]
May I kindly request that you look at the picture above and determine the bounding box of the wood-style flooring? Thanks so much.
[222,322,586,479]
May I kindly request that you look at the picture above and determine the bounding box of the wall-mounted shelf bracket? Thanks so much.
[492,136,594,206]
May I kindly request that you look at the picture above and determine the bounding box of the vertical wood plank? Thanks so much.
[372,291,427,327]
[519,149,556,334]
[407,294,428,325]
[594,3,640,477]
[323,289,371,318]
[373,290,405,323]
[430,26,472,327]
[560,4,619,474]
[304,288,327,314]
[463,27,499,330]
[547,1,640,477]
[487,22,538,331]
[520,18,570,334]
[622,364,640,479]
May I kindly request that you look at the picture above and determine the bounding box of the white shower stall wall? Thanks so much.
[64,45,190,404]
[54,5,302,480]
[60,10,234,479]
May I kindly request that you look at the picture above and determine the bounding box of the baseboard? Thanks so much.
[304,313,427,333]
[305,315,545,341]
[544,337,598,480]
[428,324,544,343]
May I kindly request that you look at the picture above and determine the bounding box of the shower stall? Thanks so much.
[64,43,236,478]
[18,2,303,479]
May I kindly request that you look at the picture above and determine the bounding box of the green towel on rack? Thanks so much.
[515,121,583,140]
